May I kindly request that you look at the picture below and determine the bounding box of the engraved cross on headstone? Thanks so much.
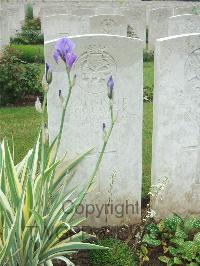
[102,19,114,34]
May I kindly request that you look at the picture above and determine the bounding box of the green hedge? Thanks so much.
[0,46,42,106]
[10,44,44,63]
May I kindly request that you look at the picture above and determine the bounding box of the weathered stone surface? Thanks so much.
[148,7,173,51]
[152,33,200,219]
[43,14,89,41]
[45,35,143,226]
[6,6,21,37]
[89,15,127,36]
[168,14,200,36]
[0,9,9,47]
[71,8,95,16]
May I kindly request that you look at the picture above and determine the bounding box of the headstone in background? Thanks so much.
[43,14,89,42]
[89,15,127,36]
[7,6,21,37]
[168,14,200,36]
[148,7,173,51]
[152,33,200,219]
[123,7,146,47]
[0,9,9,48]
[71,8,95,16]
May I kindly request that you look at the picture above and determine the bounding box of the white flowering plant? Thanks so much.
[0,37,116,265]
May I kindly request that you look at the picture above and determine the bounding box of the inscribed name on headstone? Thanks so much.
[148,7,173,51]
[152,33,200,219]
[89,15,127,36]
[45,35,143,226]
[168,15,200,36]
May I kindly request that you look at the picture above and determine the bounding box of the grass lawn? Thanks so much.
[0,107,41,163]
[144,61,154,89]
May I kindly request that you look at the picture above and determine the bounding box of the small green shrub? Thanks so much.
[140,214,200,265]
[0,47,42,106]
[11,44,44,63]
[23,17,41,31]
[11,29,44,45]
[89,238,137,266]
[11,17,44,45]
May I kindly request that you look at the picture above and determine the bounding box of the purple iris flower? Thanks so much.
[107,75,114,99]
[53,37,77,70]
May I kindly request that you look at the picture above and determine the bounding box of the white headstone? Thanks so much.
[148,7,173,51]
[6,6,21,37]
[123,7,146,47]
[43,14,89,42]
[95,7,115,15]
[168,14,200,36]
[152,33,200,219]
[174,6,200,16]
[40,5,70,31]
[45,35,143,226]
[0,10,9,47]
[89,15,127,36]
[71,8,95,16]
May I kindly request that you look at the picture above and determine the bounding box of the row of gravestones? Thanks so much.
[1,1,200,49]
[42,11,200,51]
[40,2,200,51]
[42,12,146,47]
[45,32,200,226]
[149,7,200,50]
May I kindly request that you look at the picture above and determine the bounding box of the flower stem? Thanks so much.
[54,70,72,160]
[87,101,115,191]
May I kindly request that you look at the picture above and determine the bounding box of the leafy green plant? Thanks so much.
[192,6,200,15]
[143,86,153,102]
[143,50,154,62]
[11,30,44,45]
[23,17,41,32]
[11,17,43,45]
[140,214,200,265]
[0,46,42,106]
[0,37,116,265]
[89,238,137,266]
